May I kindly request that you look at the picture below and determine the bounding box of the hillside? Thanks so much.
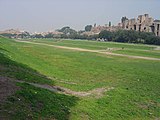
[0,37,160,119]
[0,37,78,120]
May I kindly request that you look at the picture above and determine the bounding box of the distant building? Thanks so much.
[150,20,160,36]
[121,14,160,36]
[83,14,160,37]
[0,29,30,38]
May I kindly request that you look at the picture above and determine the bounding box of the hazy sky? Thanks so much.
[0,0,160,32]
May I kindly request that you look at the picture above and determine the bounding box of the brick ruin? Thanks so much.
[121,14,160,36]
[84,14,160,37]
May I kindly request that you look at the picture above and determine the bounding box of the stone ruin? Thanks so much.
[83,14,160,37]
[121,14,160,36]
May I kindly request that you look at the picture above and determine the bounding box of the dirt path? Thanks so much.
[16,80,114,98]
[0,75,113,98]
[154,46,160,50]
[15,40,160,61]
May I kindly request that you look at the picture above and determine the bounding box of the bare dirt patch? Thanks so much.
[61,87,114,98]
[15,80,114,98]
[98,48,122,52]
[0,76,20,102]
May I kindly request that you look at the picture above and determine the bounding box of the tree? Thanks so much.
[98,29,160,45]
[58,26,77,35]
[109,21,111,27]
[45,33,54,38]
[57,26,70,33]
[99,30,113,41]
[33,34,44,38]
[85,25,92,32]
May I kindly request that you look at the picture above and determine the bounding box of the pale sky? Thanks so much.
[0,0,160,32]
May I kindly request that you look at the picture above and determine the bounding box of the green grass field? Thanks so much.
[24,38,160,59]
[0,37,160,119]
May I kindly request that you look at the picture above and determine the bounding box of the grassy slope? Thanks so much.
[0,37,160,119]
[0,37,78,120]
[1,82,78,120]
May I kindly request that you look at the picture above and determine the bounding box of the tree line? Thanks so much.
[99,30,160,45]
[1,26,160,45]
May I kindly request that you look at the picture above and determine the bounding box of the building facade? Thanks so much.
[83,14,160,37]
[121,14,160,36]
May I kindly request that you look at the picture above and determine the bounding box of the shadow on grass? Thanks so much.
[2,83,79,120]
[0,49,54,85]
[0,48,79,120]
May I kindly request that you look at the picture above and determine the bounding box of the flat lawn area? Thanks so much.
[26,38,156,50]
[24,38,160,59]
[114,49,160,59]
[1,37,160,119]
